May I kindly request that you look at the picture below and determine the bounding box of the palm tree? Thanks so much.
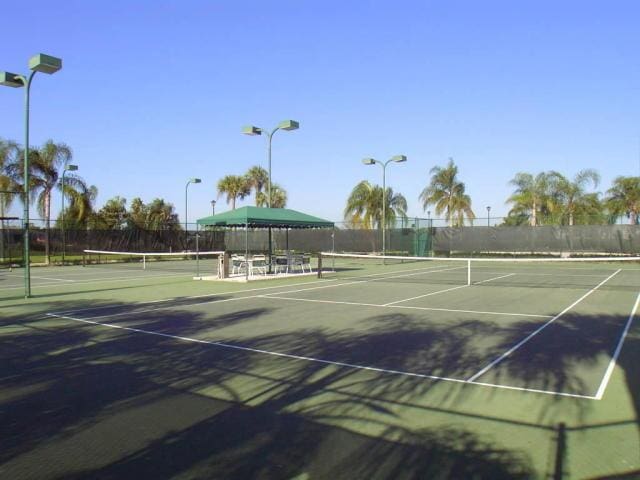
[0,139,21,261]
[0,139,20,218]
[146,198,180,230]
[344,180,408,229]
[256,183,288,208]
[420,158,475,227]
[245,166,269,206]
[6,140,73,263]
[217,175,250,210]
[93,196,127,229]
[606,176,640,224]
[506,172,553,226]
[548,169,600,225]
[58,176,99,229]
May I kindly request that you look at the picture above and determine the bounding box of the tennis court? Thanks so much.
[2,253,639,479]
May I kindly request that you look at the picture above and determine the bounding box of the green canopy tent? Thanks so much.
[197,206,334,276]
[196,206,334,229]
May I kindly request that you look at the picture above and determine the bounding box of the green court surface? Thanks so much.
[1,258,639,479]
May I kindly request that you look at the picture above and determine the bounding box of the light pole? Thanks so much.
[242,120,299,208]
[362,155,407,255]
[61,164,78,265]
[1,53,62,298]
[210,200,216,216]
[185,178,201,249]
[486,206,491,227]
[242,120,299,272]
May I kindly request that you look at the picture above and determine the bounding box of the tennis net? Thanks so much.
[83,249,224,276]
[318,252,640,291]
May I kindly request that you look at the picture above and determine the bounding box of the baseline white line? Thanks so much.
[44,312,597,399]
[263,295,552,318]
[594,291,640,400]
[466,269,622,382]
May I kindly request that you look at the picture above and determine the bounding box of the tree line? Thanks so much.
[345,157,640,228]
[4,136,640,256]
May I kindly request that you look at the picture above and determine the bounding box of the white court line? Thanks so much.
[262,295,552,319]
[30,276,76,283]
[383,285,470,306]
[382,273,516,307]
[65,267,466,320]
[44,312,597,400]
[1,272,191,291]
[474,273,516,285]
[594,291,640,400]
[264,265,466,298]
[466,269,622,382]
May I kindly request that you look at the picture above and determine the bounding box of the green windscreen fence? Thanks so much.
[2,224,639,267]
[432,225,640,255]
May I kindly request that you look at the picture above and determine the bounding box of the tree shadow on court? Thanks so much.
[1,298,638,479]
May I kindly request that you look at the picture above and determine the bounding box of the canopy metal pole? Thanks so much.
[195,223,200,278]
[245,223,249,281]
[332,226,336,272]
[268,226,272,274]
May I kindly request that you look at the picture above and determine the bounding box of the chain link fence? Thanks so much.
[3,218,640,267]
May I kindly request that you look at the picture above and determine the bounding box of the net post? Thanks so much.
[82,250,86,267]
[317,253,323,278]
[195,224,200,278]
[143,254,146,270]
[467,259,471,285]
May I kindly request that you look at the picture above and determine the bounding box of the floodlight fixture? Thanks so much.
[242,125,263,136]
[277,119,299,131]
[0,72,23,88]
[29,54,62,74]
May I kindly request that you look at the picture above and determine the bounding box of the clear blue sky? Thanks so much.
[1,0,639,224]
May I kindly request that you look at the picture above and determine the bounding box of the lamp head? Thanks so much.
[29,54,62,74]
[211,200,216,206]
[242,125,262,136]
[0,71,24,88]
[391,155,407,163]
[278,120,299,131]
[65,164,78,171]
[362,158,376,165]
[191,178,202,184]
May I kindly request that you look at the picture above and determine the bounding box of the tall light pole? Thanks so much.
[486,206,491,227]
[362,155,407,255]
[1,53,62,298]
[185,178,201,248]
[61,164,78,265]
[210,200,216,216]
[242,120,299,208]
[242,120,299,272]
